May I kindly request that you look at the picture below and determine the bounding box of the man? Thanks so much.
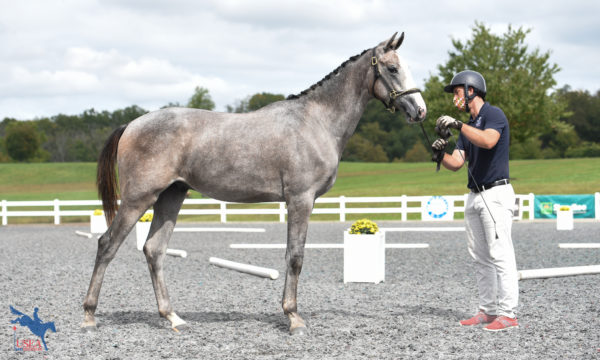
[432,70,519,331]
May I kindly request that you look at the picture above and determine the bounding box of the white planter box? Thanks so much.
[556,208,574,230]
[343,231,385,283]
[136,222,151,250]
[90,214,108,234]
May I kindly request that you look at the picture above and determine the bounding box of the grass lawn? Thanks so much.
[1,159,599,201]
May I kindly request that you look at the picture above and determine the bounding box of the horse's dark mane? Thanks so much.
[286,48,371,100]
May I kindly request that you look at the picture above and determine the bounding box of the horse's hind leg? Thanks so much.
[81,200,154,331]
[143,182,188,331]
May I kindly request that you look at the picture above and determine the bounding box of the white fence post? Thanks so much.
[279,202,286,223]
[53,199,60,225]
[1,200,6,226]
[528,193,535,220]
[449,197,456,220]
[401,195,407,221]
[594,192,600,220]
[220,201,227,223]
[339,196,346,222]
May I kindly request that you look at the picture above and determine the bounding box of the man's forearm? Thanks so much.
[459,125,500,149]
[442,151,464,171]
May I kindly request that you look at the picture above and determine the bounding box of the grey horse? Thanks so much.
[82,32,426,336]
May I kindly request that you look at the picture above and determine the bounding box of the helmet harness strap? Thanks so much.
[463,84,479,113]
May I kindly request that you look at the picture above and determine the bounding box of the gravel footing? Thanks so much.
[1,221,599,359]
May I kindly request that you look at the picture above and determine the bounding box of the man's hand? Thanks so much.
[432,138,448,151]
[431,138,448,164]
[436,115,463,131]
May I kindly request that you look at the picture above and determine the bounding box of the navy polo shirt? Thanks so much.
[456,102,510,190]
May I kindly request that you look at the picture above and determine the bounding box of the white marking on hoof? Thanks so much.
[290,326,308,336]
[166,312,186,329]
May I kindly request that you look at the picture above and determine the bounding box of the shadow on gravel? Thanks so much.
[98,310,288,332]
[97,311,166,329]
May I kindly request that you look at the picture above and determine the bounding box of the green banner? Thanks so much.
[534,194,596,219]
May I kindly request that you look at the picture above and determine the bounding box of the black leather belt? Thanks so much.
[471,179,510,193]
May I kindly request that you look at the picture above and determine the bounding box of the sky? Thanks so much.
[1,0,599,120]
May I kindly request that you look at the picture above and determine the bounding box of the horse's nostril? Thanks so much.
[418,107,426,118]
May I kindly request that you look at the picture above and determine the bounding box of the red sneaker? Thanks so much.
[459,311,497,326]
[483,316,519,331]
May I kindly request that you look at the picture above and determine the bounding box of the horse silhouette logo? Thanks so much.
[10,306,56,351]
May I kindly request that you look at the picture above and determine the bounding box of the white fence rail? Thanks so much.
[1,194,542,226]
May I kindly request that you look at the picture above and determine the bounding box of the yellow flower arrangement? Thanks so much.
[139,213,153,222]
[93,209,103,216]
[349,219,379,235]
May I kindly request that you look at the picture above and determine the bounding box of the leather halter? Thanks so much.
[371,48,421,113]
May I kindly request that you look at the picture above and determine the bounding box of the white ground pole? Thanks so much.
[518,265,600,280]
[142,227,265,257]
[228,227,461,249]
[209,257,279,280]
[166,249,188,258]
[229,243,429,249]
[173,227,265,233]
[558,243,600,249]
[75,230,93,239]
[380,227,465,232]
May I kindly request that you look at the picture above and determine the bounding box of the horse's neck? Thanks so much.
[300,55,373,155]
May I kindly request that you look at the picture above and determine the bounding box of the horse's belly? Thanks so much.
[187,170,284,203]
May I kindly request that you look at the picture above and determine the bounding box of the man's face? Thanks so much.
[453,87,466,111]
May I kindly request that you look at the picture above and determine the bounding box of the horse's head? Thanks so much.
[371,32,427,123]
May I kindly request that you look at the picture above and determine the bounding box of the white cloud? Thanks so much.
[0,0,599,119]
[2,67,99,96]
[65,47,123,71]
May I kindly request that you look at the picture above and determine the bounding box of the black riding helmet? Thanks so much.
[444,70,486,112]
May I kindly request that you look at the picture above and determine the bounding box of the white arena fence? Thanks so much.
[2,193,599,226]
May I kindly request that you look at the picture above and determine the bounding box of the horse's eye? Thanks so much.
[388,66,398,74]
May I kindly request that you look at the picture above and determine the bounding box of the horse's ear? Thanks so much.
[394,32,405,50]
[385,32,398,51]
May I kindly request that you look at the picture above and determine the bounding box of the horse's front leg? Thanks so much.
[282,194,314,336]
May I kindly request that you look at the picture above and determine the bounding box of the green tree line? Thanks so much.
[1,23,598,163]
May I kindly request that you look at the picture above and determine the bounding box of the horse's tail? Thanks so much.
[97,124,128,226]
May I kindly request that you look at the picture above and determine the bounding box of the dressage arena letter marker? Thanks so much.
[209,257,279,280]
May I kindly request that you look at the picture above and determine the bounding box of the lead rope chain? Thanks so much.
[447,131,499,239]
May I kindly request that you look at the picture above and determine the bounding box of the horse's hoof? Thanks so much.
[290,326,308,336]
[81,325,97,333]
[172,323,190,333]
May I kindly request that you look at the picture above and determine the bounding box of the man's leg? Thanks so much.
[464,192,498,317]
[485,185,519,319]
